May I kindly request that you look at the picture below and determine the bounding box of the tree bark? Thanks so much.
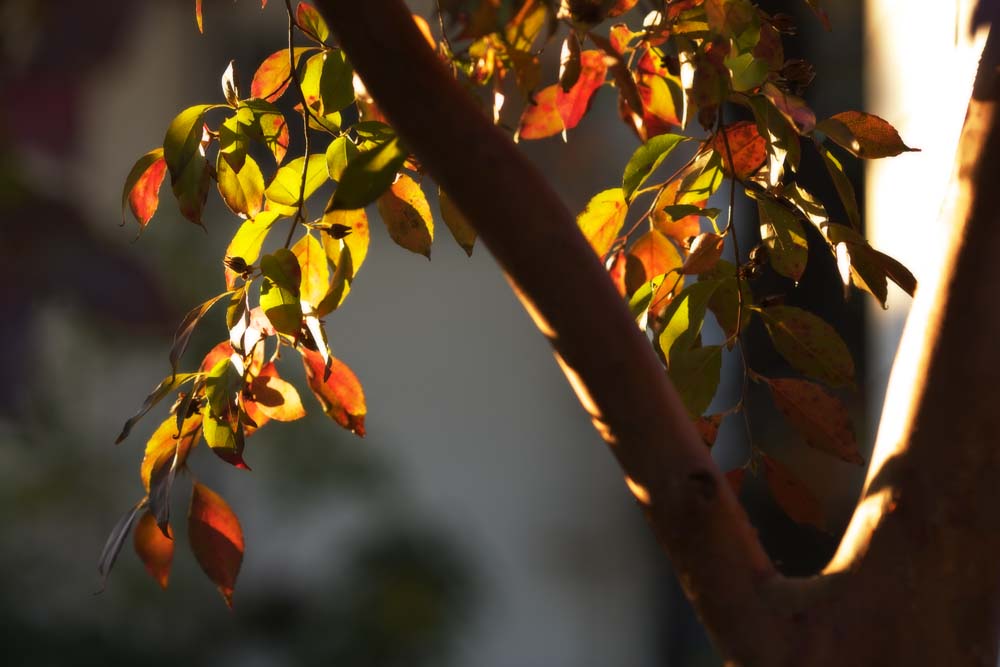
[315,2,1000,664]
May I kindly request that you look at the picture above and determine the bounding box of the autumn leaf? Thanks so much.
[681,232,724,275]
[134,511,174,590]
[292,233,330,309]
[189,483,244,607]
[757,197,808,281]
[625,229,683,298]
[636,49,683,132]
[330,136,407,210]
[251,362,306,422]
[163,104,216,225]
[760,306,855,388]
[97,500,145,590]
[259,249,302,336]
[659,280,722,360]
[621,133,686,201]
[326,135,359,182]
[762,455,825,529]
[116,373,199,445]
[668,344,723,416]
[816,142,861,229]
[577,188,628,258]
[818,111,917,159]
[122,148,167,228]
[767,377,863,464]
[556,50,607,130]
[517,85,565,141]
[377,174,434,257]
[651,180,705,243]
[301,348,367,436]
[169,292,233,378]
[439,187,477,256]
[265,154,329,215]
[701,260,752,343]
[296,2,330,42]
[241,99,290,164]
[217,153,265,218]
[224,210,282,288]
[142,412,202,533]
[712,121,767,180]
[250,48,317,103]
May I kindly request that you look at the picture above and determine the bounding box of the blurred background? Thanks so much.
[0,0,981,665]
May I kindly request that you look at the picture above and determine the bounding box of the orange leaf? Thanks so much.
[292,233,330,310]
[767,378,863,464]
[651,181,704,243]
[555,50,607,130]
[376,174,434,258]
[608,0,639,17]
[681,232,724,275]
[140,413,201,493]
[122,149,167,228]
[762,455,825,529]
[712,121,766,180]
[251,48,315,103]
[821,111,917,159]
[195,0,203,32]
[517,85,565,140]
[301,348,366,436]
[251,362,306,422]
[188,483,244,607]
[636,49,682,130]
[134,511,174,590]
[626,229,683,294]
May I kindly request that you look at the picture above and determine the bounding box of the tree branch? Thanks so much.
[314,1,792,661]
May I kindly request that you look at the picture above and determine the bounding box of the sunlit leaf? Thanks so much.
[712,121,767,180]
[767,377,863,464]
[296,2,329,42]
[622,133,686,201]
[265,154,329,214]
[516,85,565,141]
[250,47,317,103]
[122,148,167,228]
[301,348,367,436]
[659,280,722,360]
[292,233,330,308]
[625,229,683,299]
[577,188,628,259]
[326,135,359,182]
[330,136,407,210]
[748,94,800,186]
[760,305,854,387]
[376,174,434,258]
[163,104,214,184]
[251,362,306,422]
[221,60,240,107]
[681,232,724,275]
[636,49,683,131]
[320,205,370,273]
[818,111,917,159]
[134,511,174,590]
[651,180,706,242]
[259,249,302,336]
[675,149,724,204]
[762,455,825,529]
[668,344,723,416]
[608,0,639,17]
[195,0,203,32]
[142,412,202,533]
[816,142,860,229]
[241,99,289,164]
[201,407,248,468]
[439,187,477,256]
[555,50,607,130]
[217,153,265,218]
[97,499,145,590]
[218,114,249,172]
[169,292,233,378]
[224,210,282,289]
[782,182,827,227]
[116,373,199,444]
[757,197,807,281]
[189,483,244,607]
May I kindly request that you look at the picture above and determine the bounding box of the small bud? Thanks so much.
[324,223,353,239]
[224,256,250,274]
[781,59,816,92]
[767,13,798,35]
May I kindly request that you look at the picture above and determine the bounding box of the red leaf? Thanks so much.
[712,121,767,180]
[295,2,329,42]
[725,468,745,495]
[626,229,683,297]
[695,413,723,447]
[636,49,682,131]
[651,180,704,243]
[122,149,167,228]
[767,378,863,464]
[134,511,173,590]
[762,455,825,529]
[822,111,918,159]
[195,0,203,33]
[250,49,316,103]
[556,50,607,130]
[188,483,244,607]
[607,0,639,17]
[301,348,367,436]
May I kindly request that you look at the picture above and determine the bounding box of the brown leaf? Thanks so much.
[682,232,724,275]
[762,455,825,529]
[134,511,174,590]
[820,111,918,159]
[188,483,244,607]
[767,378,863,464]
[712,121,767,180]
[695,413,723,447]
[301,348,366,436]
[725,468,746,495]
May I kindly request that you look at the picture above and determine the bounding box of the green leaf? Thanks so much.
[818,111,917,158]
[824,224,889,306]
[816,141,860,229]
[259,249,302,335]
[201,408,247,469]
[296,2,329,42]
[240,99,289,164]
[757,197,808,281]
[439,187,477,256]
[700,260,752,344]
[668,345,723,416]
[264,154,329,214]
[659,280,722,360]
[122,148,167,228]
[766,377,863,464]
[376,174,434,258]
[330,136,408,210]
[318,50,354,114]
[760,305,854,387]
[218,115,249,172]
[676,150,724,204]
[204,357,242,421]
[577,188,628,258]
[224,210,282,288]
[163,104,215,183]
[217,153,265,218]
[627,272,670,323]
[622,133,686,201]
[326,135,359,182]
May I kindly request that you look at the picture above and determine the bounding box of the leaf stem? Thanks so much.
[284,0,314,248]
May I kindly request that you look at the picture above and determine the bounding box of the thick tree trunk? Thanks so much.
[316,2,1000,664]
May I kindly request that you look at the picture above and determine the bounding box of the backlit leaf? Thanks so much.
[250,48,317,103]
[97,500,145,590]
[320,205,370,272]
[636,49,683,131]
[556,50,607,130]
[326,135,359,182]
[622,133,686,201]
[767,377,863,464]
[301,348,367,436]
[221,60,240,106]
[625,229,683,298]
[251,362,306,422]
[195,0,203,32]
[241,99,289,164]
[761,305,854,387]
[757,197,808,281]
[651,180,705,242]
[761,82,816,135]
[439,187,477,256]
[189,483,244,607]
[292,233,330,308]
[224,210,282,289]
[296,2,329,42]
[169,292,233,378]
[116,373,199,444]
[331,136,407,210]
[259,249,302,336]
[141,412,202,533]
[818,111,917,159]
[122,148,167,228]
[763,455,825,529]
[134,511,174,590]
[816,142,860,229]
[163,104,214,184]
[712,121,767,180]
[659,280,722,360]
[516,85,565,141]
[201,407,248,468]
[377,174,434,258]
[675,149,724,204]
[748,94,800,186]
[668,344,723,416]
[577,188,627,258]
[559,32,582,92]
[681,232,724,275]
[217,153,265,218]
[265,153,329,213]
